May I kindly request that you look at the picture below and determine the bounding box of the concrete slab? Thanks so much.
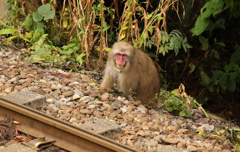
[3,90,46,109]
[79,119,122,139]
[0,143,37,152]
[157,145,185,152]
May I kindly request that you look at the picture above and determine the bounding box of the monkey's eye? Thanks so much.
[116,53,127,58]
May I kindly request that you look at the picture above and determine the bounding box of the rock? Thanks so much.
[146,139,158,147]
[51,84,62,90]
[60,105,74,112]
[72,94,81,100]
[79,96,92,103]
[161,136,179,144]
[46,98,55,103]
[3,90,46,109]
[101,92,109,100]
[136,130,145,136]
[127,140,134,147]
[69,117,78,123]
[196,118,210,124]
[62,91,74,97]
[48,104,59,110]
[79,119,122,139]
[137,105,148,113]
[142,125,149,130]
[187,145,198,152]
[201,124,214,132]
[92,110,103,117]
[55,100,66,107]
[80,109,92,115]
[81,75,91,81]
[120,107,127,113]
[177,142,186,149]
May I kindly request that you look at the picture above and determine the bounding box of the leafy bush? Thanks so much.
[191,0,240,96]
[159,84,206,117]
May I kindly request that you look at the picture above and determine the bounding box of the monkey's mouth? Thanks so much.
[116,63,125,69]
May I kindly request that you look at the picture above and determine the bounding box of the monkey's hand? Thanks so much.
[99,87,110,94]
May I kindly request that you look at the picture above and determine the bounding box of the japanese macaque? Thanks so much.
[100,41,160,107]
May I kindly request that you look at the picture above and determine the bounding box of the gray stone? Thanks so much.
[3,90,46,109]
[201,124,214,132]
[0,144,37,152]
[79,119,122,139]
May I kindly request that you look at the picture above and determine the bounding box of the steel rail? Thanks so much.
[0,97,137,152]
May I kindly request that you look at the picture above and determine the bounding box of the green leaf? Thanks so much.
[230,50,240,62]
[186,44,193,48]
[214,18,225,29]
[43,10,55,20]
[224,63,237,73]
[212,70,223,79]
[147,52,155,57]
[219,74,227,89]
[165,106,173,112]
[36,22,45,34]
[215,42,225,47]
[31,29,41,43]
[76,53,86,66]
[159,45,165,55]
[191,17,210,36]
[227,78,236,92]
[22,14,33,30]
[64,49,74,55]
[212,49,220,60]
[148,26,153,34]
[200,7,212,19]
[33,12,43,22]
[200,71,210,84]
[147,14,152,19]
[62,43,76,49]
[199,36,209,50]
[37,4,55,20]
[157,16,164,20]
[7,36,19,43]
[179,111,186,117]
[211,1,225,16]
[0,28,18,34]
[189,63,196,74]
[229,72,238,80]
[38,4,51,16]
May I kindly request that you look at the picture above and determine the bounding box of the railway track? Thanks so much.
[0,97,137,152]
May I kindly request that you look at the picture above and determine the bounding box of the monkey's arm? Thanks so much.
[100,74,114,89]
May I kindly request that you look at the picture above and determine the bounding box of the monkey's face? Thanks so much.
[115,53,128,68]
[110,41,134,70]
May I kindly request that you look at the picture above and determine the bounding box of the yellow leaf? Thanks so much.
[25,32,32,39]
[7,36,19,44]
[33,58,45,63]
[63,20,68,28]
[88,82,96,86]
[105,47,111,52]
[118,34,126,41]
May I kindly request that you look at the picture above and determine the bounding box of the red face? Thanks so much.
[115,53,128,68]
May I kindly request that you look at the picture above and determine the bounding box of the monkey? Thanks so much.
[100,41,160,108]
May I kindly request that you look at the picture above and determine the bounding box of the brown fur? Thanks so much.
[101,41,160,107]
